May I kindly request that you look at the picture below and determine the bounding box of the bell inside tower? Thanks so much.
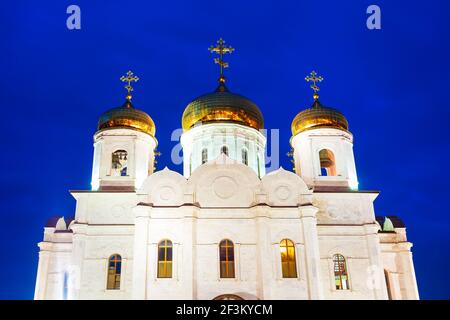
[319,149,336,176]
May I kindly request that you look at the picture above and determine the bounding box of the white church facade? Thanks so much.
[34,41,419,300]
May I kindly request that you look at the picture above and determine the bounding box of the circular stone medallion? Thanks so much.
[213,176,237,199]
[275,185,291,200]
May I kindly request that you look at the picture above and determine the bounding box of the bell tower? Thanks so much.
[91,71,158,191]
[290,71,358,190]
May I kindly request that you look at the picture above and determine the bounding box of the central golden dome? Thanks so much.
[98,100,156,137]
[182,82,264,131]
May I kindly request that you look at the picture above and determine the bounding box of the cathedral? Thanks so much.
[34,39,419,300]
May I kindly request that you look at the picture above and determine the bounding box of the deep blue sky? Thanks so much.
[1,0,449,299]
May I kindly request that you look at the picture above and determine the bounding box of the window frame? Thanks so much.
[279,239,298,278]
[201,148,208,164]
[106,254,122,290]
[220,145,229,156]
[219,239,235,279]
[241,148,248,165]
[333,254,350,290]
[157,239,173,278]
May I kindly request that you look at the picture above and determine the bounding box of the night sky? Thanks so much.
[1,0,449,299]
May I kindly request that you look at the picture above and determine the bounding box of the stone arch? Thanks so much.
[261,167,311,206]
[213,294,244,300]
[137,167,187,206]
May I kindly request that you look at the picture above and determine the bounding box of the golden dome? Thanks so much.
[182,82,264,131]
[97,100,156,136]
[291,99,348,136]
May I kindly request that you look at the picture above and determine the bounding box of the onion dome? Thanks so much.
[182,79,264,131]
[97,70,156,137]
[291,70,349,136]
[291,99,348,136]
[97,99,156,137]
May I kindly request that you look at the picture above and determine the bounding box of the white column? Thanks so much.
[364,224,388,300]
[34,249,50,300]
[181,216,196,299]
[399,244,419,300]
[255,215,273,299]
[300,205,323,299]
[132,206,150,299]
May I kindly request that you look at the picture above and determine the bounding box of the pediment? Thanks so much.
[137,167,187,206]
[187,154,261,208]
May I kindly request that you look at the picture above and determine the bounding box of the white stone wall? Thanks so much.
[379,229,420,300]
[35,158,418,300]
[34,229,73,300]
[291,128,358,189]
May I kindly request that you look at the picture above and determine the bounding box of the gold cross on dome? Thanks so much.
[305,71,324,100]
[208,38,235,82]
[120,70,139,100]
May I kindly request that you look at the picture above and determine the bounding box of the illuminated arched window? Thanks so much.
[107,254,122,290]
[157,239,173,278]
[111,150,128,176]
[221,145,229,156]
[241,149,248,165]
[280,239,297,278]
[333,254,349,290]
[219,239,235,278]
[319,149,336,176]
[202,148,208,164]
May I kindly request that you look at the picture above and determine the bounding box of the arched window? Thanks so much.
[202,148,208,164]
[333,254,349,290]
[111,150,128,176]
[241,149,248,165]
[280,239,297,278]
[256,148,261,178]
[219,239,235,278]
[157,239,173,278]
[107,254,122,290]
[221,145,229,156]
[319,149,336,176]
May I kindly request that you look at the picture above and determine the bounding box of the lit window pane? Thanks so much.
[106,254,121,290]
[333,254,349,290]
[157,240,173,278]
[280,239,297,278]
[219,240,235,278]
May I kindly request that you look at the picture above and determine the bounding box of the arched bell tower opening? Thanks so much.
[319,149,337,176]
[290,71,358,190]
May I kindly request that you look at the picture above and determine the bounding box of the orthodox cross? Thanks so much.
[120,70,139,100]
[208,38,235,82]
[305,71,324,100]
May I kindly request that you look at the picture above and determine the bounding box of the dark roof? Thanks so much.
[45,216,75,229]
[45,216,61,227]
[376,216,406,229]
[386,216,405,228]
